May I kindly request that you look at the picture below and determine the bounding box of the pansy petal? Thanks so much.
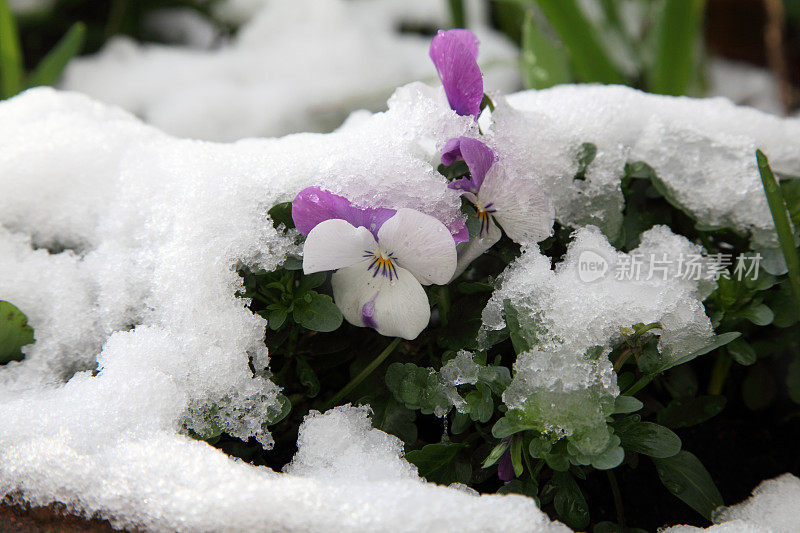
[429,29,483,118]
[478,168,555,245]
[302,219,377,274]
[332,262,430,340]
[377,208,457,285]
[292,186,396,238]
[448,218,470,243]
[451,218,502,280]
[440,137,463,166]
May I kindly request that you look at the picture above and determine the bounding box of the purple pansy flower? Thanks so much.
[443,137,554,245]
[291,187,457,340]
[442,137,555,278]
[293,187,469,244]
[429,29,484,118]
[497,448,515,482]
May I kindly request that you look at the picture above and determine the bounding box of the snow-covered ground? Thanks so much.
[59,0,520,141]
[1,76,799,529]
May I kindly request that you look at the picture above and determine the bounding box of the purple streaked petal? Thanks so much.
[440,137,463,166]
[442,137,495,193]
[361,294,378,329]
[291,186,396,238]
[449,219,470,243]
[429,29,483,118]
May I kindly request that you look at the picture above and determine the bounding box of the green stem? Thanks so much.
[757,149,800,307]
[324,338,401,409]
[606,470,626,530]
[623,375,652,396]
[448,0,466,28]
[613,347,634,372]
[708,351,732,395]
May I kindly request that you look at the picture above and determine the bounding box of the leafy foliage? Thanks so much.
[0,301,35,363]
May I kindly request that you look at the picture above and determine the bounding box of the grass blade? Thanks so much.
[649,0,705,95]
[532,0,624,84]
[0,0,24,98]
[757,149,800,306]
[27,21,86,88]
[448,0,466,28]
[520,9,571,89]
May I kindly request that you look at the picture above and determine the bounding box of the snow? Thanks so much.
[0,84,573,531]
[483,225,716,453]
[60,0,520,141]
[662,474,800,533]
[494,84,800,248]
[3,73,800,529]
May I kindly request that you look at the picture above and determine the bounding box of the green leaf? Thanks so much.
[657,396,726,429]
[741,303,774,326]
[648,0,705,95]
[295,357,320,397]
[492,412,539,438]
[497,478,539,499]
[770,281,800,327]
[0,0,24,98]
[653,332,741,374]
[372,398,417,443]
[385,362,452,415]
[27,22,86,88]
[780,178,800,227]
[510,434,524,477]
[757,150,800,307]
[438,160,469,180]
[292,292,342,332]
[613,395,643,414]
[464,382,493,423]
[482,440,509,468]
[0,301,35,363]
[653,451,724,520]
[574,142,597,181]
[532,0,624,84]
[268,201,295,230]
[503,299,541,354]
[520,9,571,89]
[552,471,590,530]
[615,420,681,458]
[405,442,469,484]
[267,308,287,331]
[296,271,326,295]
[726,338,757,366]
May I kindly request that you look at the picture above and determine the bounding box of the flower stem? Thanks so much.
[708,350,732,396]
[623,375,652,396]
[606,470,626,530]
[324,337,402,410]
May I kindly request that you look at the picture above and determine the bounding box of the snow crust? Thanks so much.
[2,80,800,530]
[496,84,800,248]
[663,474,800,533]
[60,0,519,141]
[483,225,715,452]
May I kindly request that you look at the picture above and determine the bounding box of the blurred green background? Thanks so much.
[2,0,799,109]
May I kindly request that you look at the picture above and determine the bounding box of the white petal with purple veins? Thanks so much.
[377,208,457,286]
[302,219,377,274]
[332,261,430,340]
[478,168,555,245]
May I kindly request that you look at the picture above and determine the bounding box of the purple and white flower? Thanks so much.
[429,29,484,118]
[292,187,458,340]
[442,137,555,276]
